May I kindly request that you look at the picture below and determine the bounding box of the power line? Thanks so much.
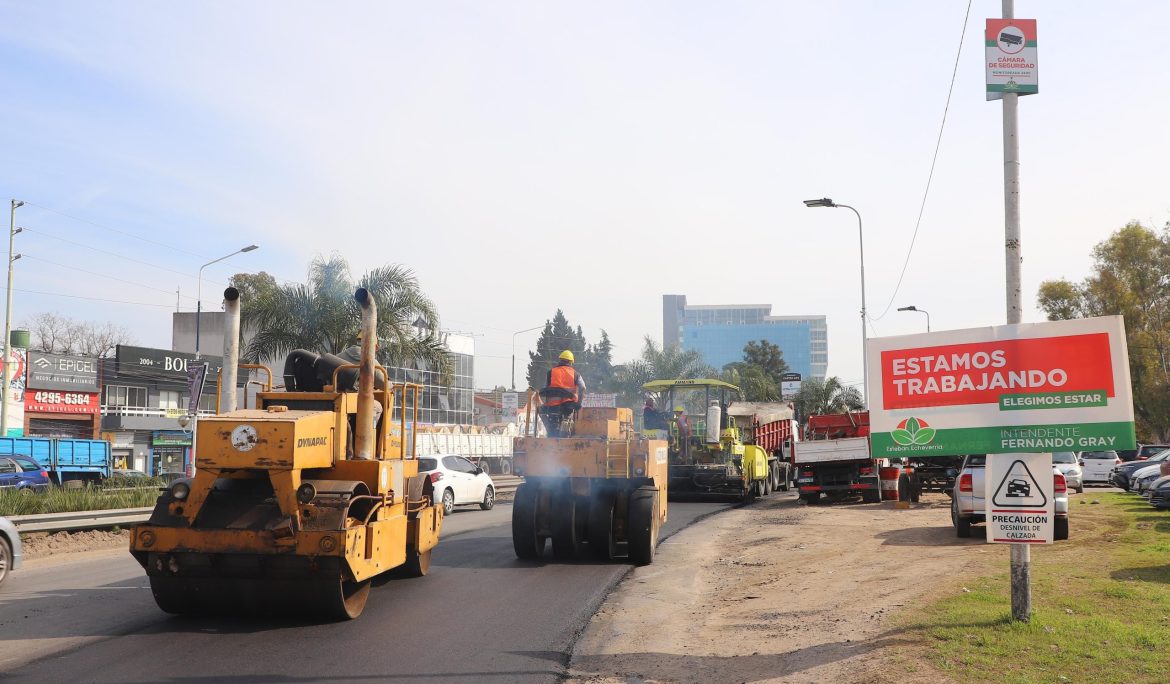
[20,226,196,279]
[0,285,173,308]
[21,200,212,259]
[21,254,197,300]
[870,0,973,321]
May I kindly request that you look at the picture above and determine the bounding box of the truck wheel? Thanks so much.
[898,476,912,503]
[551,484,586,560]
[761,475,771,496]
[588,489,617,561]
[512,483,545,560]
[501,460,512,476]
[862,489,880,504]
[628,487,658,566]
[779,467,790,492]
[1054,516,1069,541]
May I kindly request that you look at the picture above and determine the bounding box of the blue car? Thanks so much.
[0,454,51,493]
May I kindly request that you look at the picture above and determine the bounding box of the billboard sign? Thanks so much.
[781,372,802,399]
[501,392,519,416]
[986,18,1038,100]
[26,390,101,414]
[866,316,1135,458]
[27,352,101,391]
[116,345,223,379]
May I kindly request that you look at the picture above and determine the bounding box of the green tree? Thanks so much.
[524,310,587,391]
[241,254,450,376]
[721,363,780,401]
[741,340,789,386]
[793,376,863,418]
[581,329,616,392]
[228,271,280,312]
[612,337,711,408]
[1036,221,1170,440]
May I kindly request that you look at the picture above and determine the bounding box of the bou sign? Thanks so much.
[866,316,1135,458]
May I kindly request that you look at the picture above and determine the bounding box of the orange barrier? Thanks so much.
[879,466,901,501]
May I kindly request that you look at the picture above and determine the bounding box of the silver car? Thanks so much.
[951,454,1070,540]
[0,515,22,589]
[1052,451,1084,493]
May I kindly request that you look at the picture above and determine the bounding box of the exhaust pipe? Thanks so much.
[220,287,241,413]
[354,288,377,460]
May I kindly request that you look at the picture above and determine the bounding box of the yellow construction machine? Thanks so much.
[129,287,443,620]
[511,395,668,565]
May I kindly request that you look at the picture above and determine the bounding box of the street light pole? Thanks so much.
[897,305,931,332]
[804,198,868,407]
[2,200,24,436]
[512,325,545,390]
[195,245,259,360]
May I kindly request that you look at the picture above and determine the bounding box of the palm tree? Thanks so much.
[613,337,712,407]
[240,255,450,376]
[793,376,863,418]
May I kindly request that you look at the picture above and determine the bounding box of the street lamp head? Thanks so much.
[241,244,259,253]
[897,305,918,312]
[11,254,20,262]
[803,198,836,208]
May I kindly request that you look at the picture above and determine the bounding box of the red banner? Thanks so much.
[881,333,1114,410]
[25,390,101,414]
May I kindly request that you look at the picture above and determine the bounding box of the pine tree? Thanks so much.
[524,310,587,391]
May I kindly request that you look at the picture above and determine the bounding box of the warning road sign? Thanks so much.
[985,452,1054,544]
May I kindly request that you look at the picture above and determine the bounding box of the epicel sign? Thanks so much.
[867,316,1135,458]
[985,453,1054,544]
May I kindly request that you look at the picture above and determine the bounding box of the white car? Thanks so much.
[1052,451,1084,494]
[1079,450,1121,484]
[419,455,496,515]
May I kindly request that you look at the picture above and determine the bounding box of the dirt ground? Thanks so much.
[20,528,132,560]
[568,492,992,684]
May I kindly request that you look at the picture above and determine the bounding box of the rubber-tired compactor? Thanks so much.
[129,287,442,620]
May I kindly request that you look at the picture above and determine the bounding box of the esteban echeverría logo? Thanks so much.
[891,417,936,446]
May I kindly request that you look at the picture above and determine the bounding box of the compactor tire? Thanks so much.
[401,546,433,577]
[480,486,495,511]
[551,484,587,561]
[149,576,198,615]
[512,483,545,560]
[588,489,618,561]
[315,578,371,621]
[628,487,658,566]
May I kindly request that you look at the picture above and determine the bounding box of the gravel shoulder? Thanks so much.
[20,528,132,561]
[569,492,990,684]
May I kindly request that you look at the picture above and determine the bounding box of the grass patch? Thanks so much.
[898,493,1170,684]
[0,484,162,516]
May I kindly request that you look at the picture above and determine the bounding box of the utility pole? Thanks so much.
[2,200,23,436]
[1000,0,1030,622]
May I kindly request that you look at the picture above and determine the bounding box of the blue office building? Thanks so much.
[662,295,827,380]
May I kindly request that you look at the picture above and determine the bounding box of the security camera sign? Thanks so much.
[866,316,1135,458]
[985,452,1054,544]
[986,18,1038,100]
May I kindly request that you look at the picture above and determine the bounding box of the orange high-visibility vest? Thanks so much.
[546,365,579,406]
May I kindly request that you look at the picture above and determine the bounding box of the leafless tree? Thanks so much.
[22,312,135,357]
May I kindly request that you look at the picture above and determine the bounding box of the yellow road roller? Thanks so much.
[511,399,668,564]
[129,287,442,620]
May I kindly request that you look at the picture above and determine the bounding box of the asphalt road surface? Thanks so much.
[0,499,734,683]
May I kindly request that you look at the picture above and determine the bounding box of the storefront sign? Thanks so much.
[27,352,101,391]
[116,345,222,379]
[781,372,802,399]
[26,390,101,414]
[986,18,1038,100]
[153,430,192,446]
[866,316,1135,458]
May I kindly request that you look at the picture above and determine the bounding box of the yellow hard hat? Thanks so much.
[559,350,575,363]
[674,406,685,412]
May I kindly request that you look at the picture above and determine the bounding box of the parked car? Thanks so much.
[0,455,51,494]
[418,455,496,515]
[1134,463,1169,496]
[1148,476,1170,509]
[1052,451,1084,493]
[0,515,22,589]
[1111,449,1170,490]
[1080,450,1122,484]
[1134,444,1170,462]
[951,454,1069,540]
[111,468,149,478]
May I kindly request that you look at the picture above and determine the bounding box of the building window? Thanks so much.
[158,390,180,410]
[104,385,147,408]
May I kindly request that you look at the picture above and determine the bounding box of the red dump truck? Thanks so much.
[727,402,800,493]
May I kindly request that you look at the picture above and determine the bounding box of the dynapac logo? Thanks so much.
[297,436,328,448]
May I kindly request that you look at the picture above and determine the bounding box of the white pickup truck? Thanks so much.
[950,454,1069,540]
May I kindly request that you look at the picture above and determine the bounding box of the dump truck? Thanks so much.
[726,402,799,494]
[794,410,924,503]
[641,379,770,501]
[511,395,667,565]
[0,436,111,485]
[129,287,443,620]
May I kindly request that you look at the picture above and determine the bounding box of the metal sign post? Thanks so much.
[186,362,209,476]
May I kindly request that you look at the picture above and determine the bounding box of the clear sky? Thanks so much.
[1,1,1167,391]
